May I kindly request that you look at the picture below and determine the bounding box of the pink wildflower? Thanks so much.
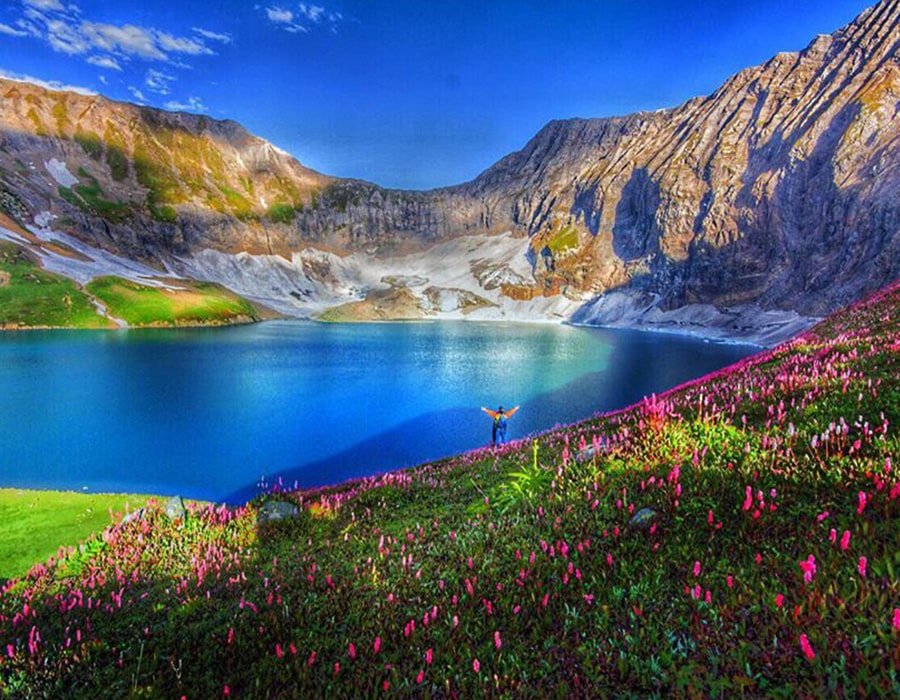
[425,648,433,665]
[494,631,502,650]
[374,636,381,654]
[775,594,784,608]
[857,491,867,515]
[893,608,900,630]
[416,670,425,684]
[840,530,851,551]
[348,642,356,660]
[473,658,480,673]
[726,575,734,589]
[799,555,817,584]
[693,561,701,577]
[799,634,815,660]
[858,556,867,577]
[275,643,283,660]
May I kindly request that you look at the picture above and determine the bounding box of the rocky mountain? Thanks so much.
[0,0,897,341]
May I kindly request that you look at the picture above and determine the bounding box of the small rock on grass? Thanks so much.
[257,500,299,524]
[164,495,187,520]
[628,507,659,531]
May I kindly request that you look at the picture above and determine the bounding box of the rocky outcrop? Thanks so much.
[449,0,900,317]
[0,0,897,333]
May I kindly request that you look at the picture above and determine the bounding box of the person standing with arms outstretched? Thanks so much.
[481,405,519,446]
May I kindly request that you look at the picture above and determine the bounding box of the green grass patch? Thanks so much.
[73,131,102,160]
[266,202,295,224]
[0,242,108,328]
[85,276,259,326]
[58,171,130,224]
[547,225,580,254]
[0,490,150,580]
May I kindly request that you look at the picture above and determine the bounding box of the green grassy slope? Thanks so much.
[0,242,110,329]
[85,276,260,327]
[0,239,262,329]
[0,282,898,697]
[0,490,150,581]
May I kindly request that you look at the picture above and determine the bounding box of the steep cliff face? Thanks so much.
[0,0,897,333]
[451,0,900,316]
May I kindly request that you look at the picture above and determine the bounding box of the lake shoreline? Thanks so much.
[0,307,812,347]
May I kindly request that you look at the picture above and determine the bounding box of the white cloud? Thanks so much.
[265,7,294,23]
[0,22,29,37]
[14,19,42,37]
[86,54,122,71]
[164,96,207,113]
[128,86,147,103]
[23,0,65,10]
[262,3,342,34]
[80,22,165,60]
[298,4,325,23]
[0,67,95,95]
[192,27,231,44]
[8,3,229,65]
[156,32,212,56]
[145,68,175,94]
[45,17,89,53]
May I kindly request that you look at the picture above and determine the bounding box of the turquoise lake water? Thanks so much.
[0,321,755,503]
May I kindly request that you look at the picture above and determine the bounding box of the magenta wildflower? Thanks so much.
[425,648,433,665]
[494,630,502,650]
[373,636,381,654]
[473,658,480,673]
[840,530,851,551]
[693,561,701,577]
[799,555,817,584]
[857,491,867,515]
[775,594,784,607]
[799,634,815,660]
[893,608,900,631]
[858,556,867,577]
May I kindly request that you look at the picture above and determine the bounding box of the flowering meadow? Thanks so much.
[1,282,898,697]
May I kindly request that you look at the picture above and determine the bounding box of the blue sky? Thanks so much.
[0,0,872,189]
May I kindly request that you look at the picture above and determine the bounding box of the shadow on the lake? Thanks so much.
[224,328,756,504]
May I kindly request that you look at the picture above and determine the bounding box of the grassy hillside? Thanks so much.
[1,283,898,697]
[0,240,263,330]
[0,242,110,329]
[0,491,150,581]
[85,277,261,327]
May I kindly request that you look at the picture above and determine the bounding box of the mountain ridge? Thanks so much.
[0,0,897,339]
